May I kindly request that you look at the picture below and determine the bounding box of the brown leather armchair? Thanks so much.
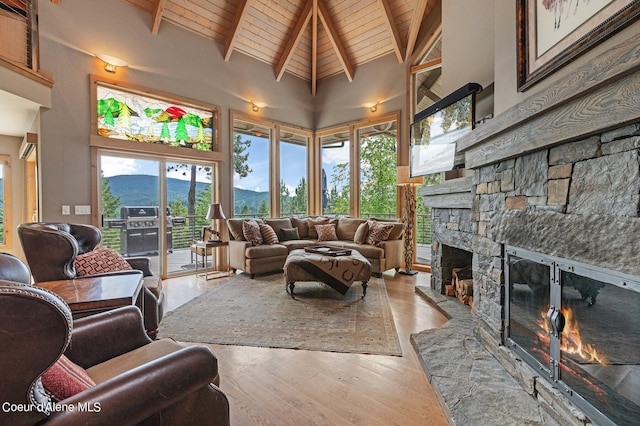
[0,253,230,425]
[18,222,165,338]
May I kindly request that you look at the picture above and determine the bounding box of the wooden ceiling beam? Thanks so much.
[312,0,318,95]
[317,0,354,82]
[224,0,251,62]
[410,57,441,74]
[150,0,167,35]
[377,0,403,63]
[275,0,313,81]
[405,0,429,61]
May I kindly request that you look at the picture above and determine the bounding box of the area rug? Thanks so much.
[158,273,402,356]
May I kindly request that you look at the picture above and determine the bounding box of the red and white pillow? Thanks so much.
[74,247,132,276]
[41,354,96,401]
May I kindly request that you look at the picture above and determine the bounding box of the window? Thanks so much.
[233,119,271,217]
[357,120,397,219]
[0,155,11,247]
[320,129,351,216]
[279,130,308,216]
[231,112,311,218]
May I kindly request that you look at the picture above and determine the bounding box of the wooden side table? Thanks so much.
[195,240,229,280]
[38,272,144,319]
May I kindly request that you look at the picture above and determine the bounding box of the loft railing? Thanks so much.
[0,0,40,73]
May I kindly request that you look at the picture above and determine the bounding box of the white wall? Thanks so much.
[442,0,495,94]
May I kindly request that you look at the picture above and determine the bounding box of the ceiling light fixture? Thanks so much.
[95,54,129,73]
[250,101,261,112]
[369,102,380,113]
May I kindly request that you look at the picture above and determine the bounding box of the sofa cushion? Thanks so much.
[308,217,330,239]
[280,239,317,251]
[75,248,133,277]
[245,244,288,259]
[279,227,300,241]
[316,224,338,241]
[336,217,366,240]
[366,220,394,246]
[259,223,279,244]
[242,220,263,246]
[290,217,309,238]
[264,218,293,238]
[353,221,369,244]
[227,219,246,241]
[324,241,384,259]
[42,354,96,402]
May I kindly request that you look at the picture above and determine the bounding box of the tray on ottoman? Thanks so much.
[304,246,352,257]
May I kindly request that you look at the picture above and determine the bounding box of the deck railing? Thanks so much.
[0,0,39,72]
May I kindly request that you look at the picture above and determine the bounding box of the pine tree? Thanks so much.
[175,117,189,143]
[101,173,121,218]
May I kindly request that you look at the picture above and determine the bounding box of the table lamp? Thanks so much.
[206,203,226,242]
[397,166,423,275]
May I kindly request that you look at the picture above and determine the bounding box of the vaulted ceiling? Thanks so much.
[121,0,441,94]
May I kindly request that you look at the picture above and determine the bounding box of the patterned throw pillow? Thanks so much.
[279,227,300,241]
[366,220,394,246]
[41,354,96,402]
[259,223,279,245]
[316,224,338,241]
[353,221,370,244]
[307,218,329,239]
[242,219,263,246]
[74,247,133,276]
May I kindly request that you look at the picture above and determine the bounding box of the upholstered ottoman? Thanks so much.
[284,248,372,298]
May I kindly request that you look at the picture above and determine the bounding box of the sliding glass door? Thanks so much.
[99,152,214,277]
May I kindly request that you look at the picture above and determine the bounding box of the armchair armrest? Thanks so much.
[124,257,153,276]
[45,346,221,426]
[65,306,152,369]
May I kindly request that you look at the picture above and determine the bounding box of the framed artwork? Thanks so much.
[517,0,640,91]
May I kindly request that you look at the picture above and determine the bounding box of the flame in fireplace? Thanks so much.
[537,308,604,364]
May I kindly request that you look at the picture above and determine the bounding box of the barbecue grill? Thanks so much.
[107,206,185,256]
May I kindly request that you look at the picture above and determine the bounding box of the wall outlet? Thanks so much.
[75,205,91,215]
[62,205,70,215]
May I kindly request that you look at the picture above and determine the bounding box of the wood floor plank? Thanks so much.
[164,270,449,425]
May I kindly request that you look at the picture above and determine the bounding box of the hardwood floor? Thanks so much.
[162,271,449,425]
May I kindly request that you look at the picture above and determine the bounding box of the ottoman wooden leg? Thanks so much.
[362,281,368,298]
[287,281,296,299]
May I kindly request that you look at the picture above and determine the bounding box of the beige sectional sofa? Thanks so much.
[226,217,404,278]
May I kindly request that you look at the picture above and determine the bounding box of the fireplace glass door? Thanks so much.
[505,246,640,426]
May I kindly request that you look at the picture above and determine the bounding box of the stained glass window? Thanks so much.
[96,83,215,151]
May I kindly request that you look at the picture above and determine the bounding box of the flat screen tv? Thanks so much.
[410,83,482,177]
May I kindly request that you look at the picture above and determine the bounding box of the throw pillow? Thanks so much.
[353,221,370,244]
[242,219,263,246]
[279,227,300,241]
[41,354,96,402]
[366,220,394,246]
[316,224,338,242]
[290,217,309,238]
[307,217,329,239]
[259,223,279,245]
[74,247,132,277]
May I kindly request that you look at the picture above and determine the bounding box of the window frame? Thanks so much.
[0,155,12,248]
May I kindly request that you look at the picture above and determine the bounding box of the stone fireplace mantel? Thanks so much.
[416,30,640,425]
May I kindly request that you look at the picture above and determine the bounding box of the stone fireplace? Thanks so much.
[417,33,640,425]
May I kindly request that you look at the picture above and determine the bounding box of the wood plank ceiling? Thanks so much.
[117,0,441,95]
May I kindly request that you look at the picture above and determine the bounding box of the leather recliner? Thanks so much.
[0,252,230,425]
[18,222,165,338]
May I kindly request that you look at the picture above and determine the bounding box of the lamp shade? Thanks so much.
[397,165,423,186]
[206,203,226,220]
